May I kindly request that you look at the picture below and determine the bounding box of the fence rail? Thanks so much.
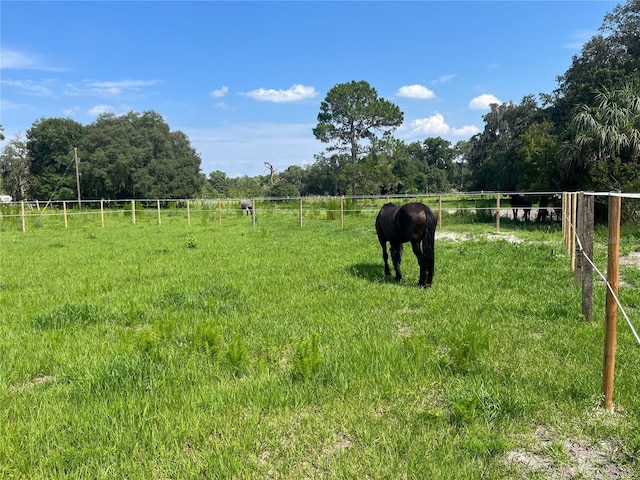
[1,192,565,233]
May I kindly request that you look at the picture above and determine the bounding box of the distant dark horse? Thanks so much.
[375,202,437,287]
[536,196,549,222]
[509,194,532,221]
[239,199,253,216]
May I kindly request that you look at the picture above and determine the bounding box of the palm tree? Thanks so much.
[561,83,640,188]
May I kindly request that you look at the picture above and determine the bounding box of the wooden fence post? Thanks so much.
[496,194,501,233]
[438,195,442,227]
[156,199,161,226]
[63,201,68,229]
[218,199,222,226]
[581,194,594,321]
[251,198,256,226]
[299,198,303,227]
[131,200,136,224]
[21,201,26,233]
[602,193,621,411]
[570,193,577,271]
[340,195,344,228]
[100,199,105,228]
[562,192,568,248]
[186,200,191,227]
[574,193,584,285]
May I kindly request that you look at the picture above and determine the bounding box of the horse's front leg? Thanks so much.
[391,243,403,281]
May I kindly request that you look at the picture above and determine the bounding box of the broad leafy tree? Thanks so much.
[0,133,32,200]
[466,96,543,190]
[313,80,403,196]
[82,111,203,199]
[27,118,84,200]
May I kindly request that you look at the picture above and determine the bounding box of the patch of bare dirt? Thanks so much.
[620,252,640,270]
[506,426,633,479]
[9,375,55,392]
[436,231,523,243]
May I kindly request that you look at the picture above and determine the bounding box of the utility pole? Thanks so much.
[74,148,81,209]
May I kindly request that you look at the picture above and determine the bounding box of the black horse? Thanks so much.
[536,196,549,222]
[509,194,532,221]
[375,202,437,288]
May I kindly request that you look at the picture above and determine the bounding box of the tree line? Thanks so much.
[1,1,639,203]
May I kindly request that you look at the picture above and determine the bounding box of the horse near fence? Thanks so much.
[239,199,253,216]
[375,202,437,288]
[509,194,532,221]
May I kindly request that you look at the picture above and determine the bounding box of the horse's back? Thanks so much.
[377,202,435,244]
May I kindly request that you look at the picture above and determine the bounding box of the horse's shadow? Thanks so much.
[347,263,400,286]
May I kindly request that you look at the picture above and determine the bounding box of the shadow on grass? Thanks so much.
[347,262,401,286]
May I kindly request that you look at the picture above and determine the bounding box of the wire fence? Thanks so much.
[0,191,564,233]
[562,191,640,410]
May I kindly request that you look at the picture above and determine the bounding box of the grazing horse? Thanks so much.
[509,194,532,221]
[239,199,253,216]
[536,196,549,222]
[375,202,437,288]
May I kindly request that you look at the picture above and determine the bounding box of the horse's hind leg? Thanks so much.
[381,242,391,276]
[390,243,403,281]
[411,241,429,287]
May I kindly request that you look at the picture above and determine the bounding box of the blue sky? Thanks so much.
[1,1,617,178]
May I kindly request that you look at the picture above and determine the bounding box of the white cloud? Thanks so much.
[87,104,131,116]
[432,74,456,85]
[1,79,55,97]
[469,94,502,110]
[66,79,159,97]
[210,86,229,98]
[406,113,479,138]
[62,106,81,117]
[397,84,436,99]
[564,30,596,49]
[452,125,480,136]
[243,84,318,103]
[410,113,450,135]
[0,49,63,71]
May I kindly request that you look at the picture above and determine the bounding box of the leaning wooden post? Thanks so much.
[251,198,256,227]
[562,192,568,248]
[63,201,68,229]
[574,192,584,285]
[340,195,344,228]
[582,194,594,321]
[602,193,621,411]
[299,198,303,227]
[21,201,26,233]
[570,193,577,271]
[100,199,105,228]
[131,200,136,224]
[496,194,501,233]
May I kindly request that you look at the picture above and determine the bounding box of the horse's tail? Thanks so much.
[422,208,437,282]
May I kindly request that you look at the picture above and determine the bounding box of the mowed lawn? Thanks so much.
[1,210,639,479]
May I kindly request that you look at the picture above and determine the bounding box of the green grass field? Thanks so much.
[1,209,638,478]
